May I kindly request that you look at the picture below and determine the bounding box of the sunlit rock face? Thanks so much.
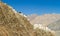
[0,2,55,36]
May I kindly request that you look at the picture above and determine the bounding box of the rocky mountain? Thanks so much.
[27,14,38,21]
[0,2,34,36]
[48,20,60,31]
[28,14,60,26]
[0,2,55,36]
[47,20,60,36]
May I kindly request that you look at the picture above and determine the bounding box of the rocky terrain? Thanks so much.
[0,2,55,36]
[27,14,38,21]
[28,13,60,36]
[48,20,60,36]
[48,20,60,31]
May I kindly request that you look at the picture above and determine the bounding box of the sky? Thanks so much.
[2,0,60,15]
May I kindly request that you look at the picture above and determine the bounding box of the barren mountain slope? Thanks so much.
[28,14,60,26]
[0,2,55,36]
[47,20,60,36]
[48,20,60,31]
[27,14,38,21]
[0,2,34,36]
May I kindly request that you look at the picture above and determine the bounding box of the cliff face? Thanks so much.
[0,2,55,36]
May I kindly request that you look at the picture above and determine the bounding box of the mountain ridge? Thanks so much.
[0,2,55,36]
[28,14,60,26]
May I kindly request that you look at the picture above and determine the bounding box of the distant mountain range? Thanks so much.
[27,14,60,26]
[27,14,60,36]
[48,20,60,31]
[48,20,60,36]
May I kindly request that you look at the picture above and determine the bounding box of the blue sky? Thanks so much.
[2,0,60,15]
